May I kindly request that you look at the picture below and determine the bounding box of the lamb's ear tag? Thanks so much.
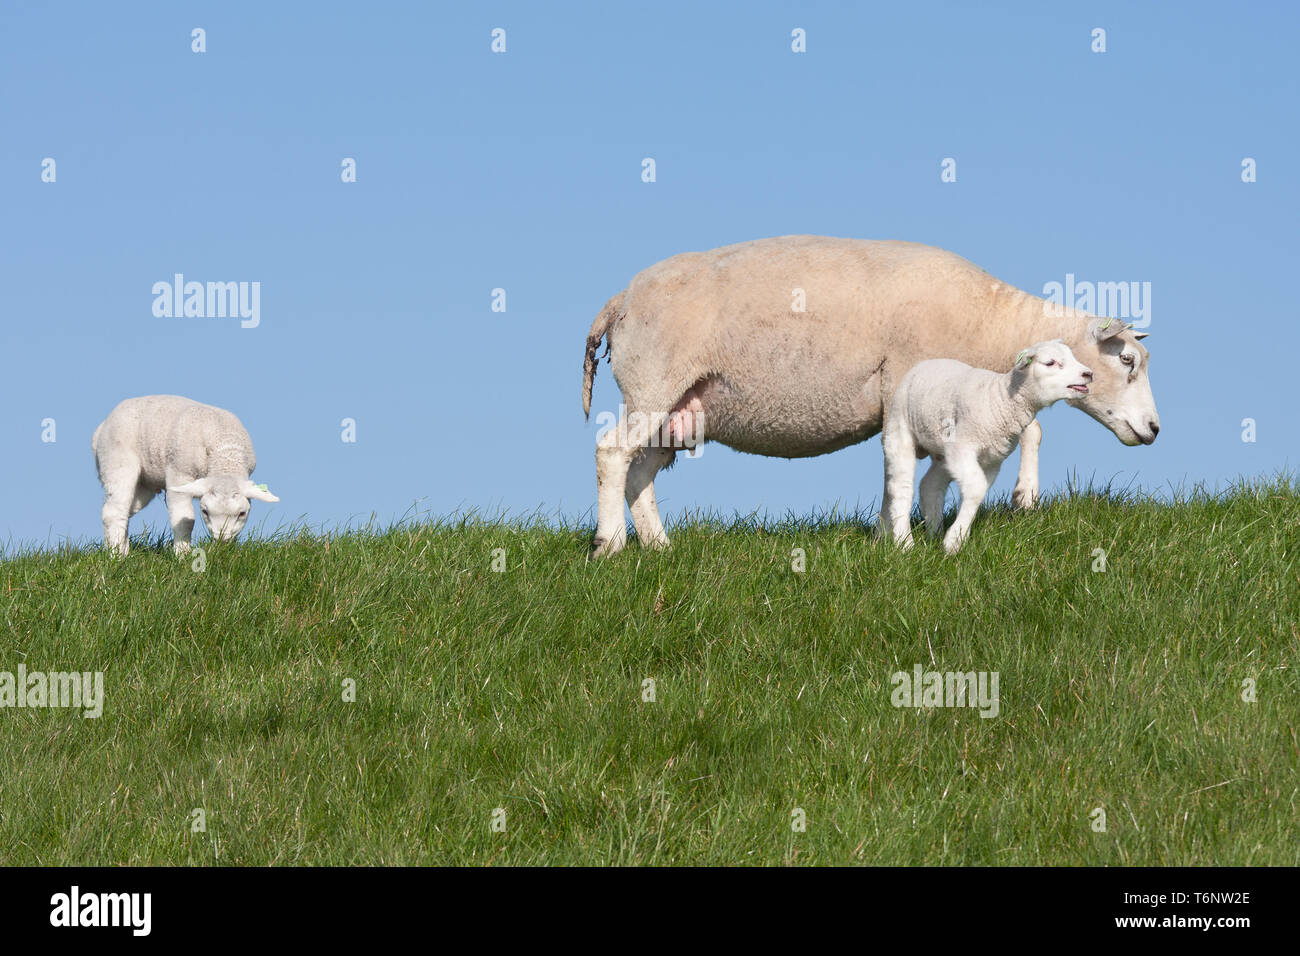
[1098,316,1112,330]
[1014,349,1030,369]
[256,483,268,492]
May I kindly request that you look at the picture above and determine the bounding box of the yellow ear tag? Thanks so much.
[1099,317,1112,330]
[256,484,268,492]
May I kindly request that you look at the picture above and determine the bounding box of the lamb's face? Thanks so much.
[198,490,253,541]
[169,475,280,543]
[1019,340,1093,407]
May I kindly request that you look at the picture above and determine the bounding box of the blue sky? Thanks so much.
[2,1,1296,549]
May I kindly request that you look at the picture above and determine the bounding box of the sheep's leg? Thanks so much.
[126,483,157,552]
[100,468,143,556]
[625,387,704,550]
[919,462,949,538]
[877,440,896,538]
[101,506,130,557]
[1011,419,1042,510]
[592,414,653,558]
[626,446,675,550]
[881,423,917,548]
[943,456,993,555]
[165,489,196,556]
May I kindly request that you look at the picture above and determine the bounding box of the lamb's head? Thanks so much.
[1067,317,1160,446]
[170,475,280,541]
[1013,339,1093,409]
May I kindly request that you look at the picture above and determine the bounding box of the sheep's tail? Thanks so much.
[582,292,624,419]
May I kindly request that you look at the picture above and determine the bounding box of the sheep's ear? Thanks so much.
[242,480,280,503]
[169,478,210,498]
[1132,331,1150,341]
[1089,316,1129,342]
[1013,348,1034,370]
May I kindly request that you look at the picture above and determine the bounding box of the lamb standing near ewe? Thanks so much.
[92,395,279,556]
[581,236,1159,558]
[881,340,1093,554]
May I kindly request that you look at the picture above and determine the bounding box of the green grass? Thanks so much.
[1,478,1297,865]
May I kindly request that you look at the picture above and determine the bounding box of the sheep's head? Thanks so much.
[1013,339,1094,409]
[170,476,280,541]
[1067,318,1160,446]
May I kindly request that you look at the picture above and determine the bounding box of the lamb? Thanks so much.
[881,340,1092,554]
[92,395,279,556]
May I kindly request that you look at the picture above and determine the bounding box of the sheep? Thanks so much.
[581,235,1158,558]
[92,395,279,556]
[880,340,1093,554]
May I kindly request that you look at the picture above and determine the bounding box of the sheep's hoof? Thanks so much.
[1011,487,1038,510]
[589,536,622,560]
[640,534,671,552]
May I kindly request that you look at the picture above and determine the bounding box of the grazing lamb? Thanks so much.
[581,236,1158,557]
[881,340,1092,554]
[92,395,279,556]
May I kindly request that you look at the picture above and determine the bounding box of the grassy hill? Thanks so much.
[1,479,1296,865]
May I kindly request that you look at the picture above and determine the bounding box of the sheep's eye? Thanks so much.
[1120,353,1135,366]
[1044,359,1057,367]
[238,511,247,519]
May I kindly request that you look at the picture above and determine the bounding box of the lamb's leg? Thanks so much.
[626,446,675,550]
[943,456,994,555]
[919,462,949,538]
[101,503,130,557]
[165,489,196,556]
[100,468,142,556]
[1011,419,1042,510]
[881,421,917,548]
[126,482,157,552]
[592,414,653,558]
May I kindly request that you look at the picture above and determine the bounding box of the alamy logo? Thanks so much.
[1041,273,1151,329]
[50,886,151,936]
[0,666,103,718]
[152,274,261,328]
[890,665,999,718]
[593,403,705,454]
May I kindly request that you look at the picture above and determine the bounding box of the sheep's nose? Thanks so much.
[1148,422,1160,437]
[1081,368,1093,380]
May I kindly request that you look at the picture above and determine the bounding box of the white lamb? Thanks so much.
[92,395,279,556]
[881,340,1093,554]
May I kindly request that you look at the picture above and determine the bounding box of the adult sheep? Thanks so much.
[581,235,1159,557]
